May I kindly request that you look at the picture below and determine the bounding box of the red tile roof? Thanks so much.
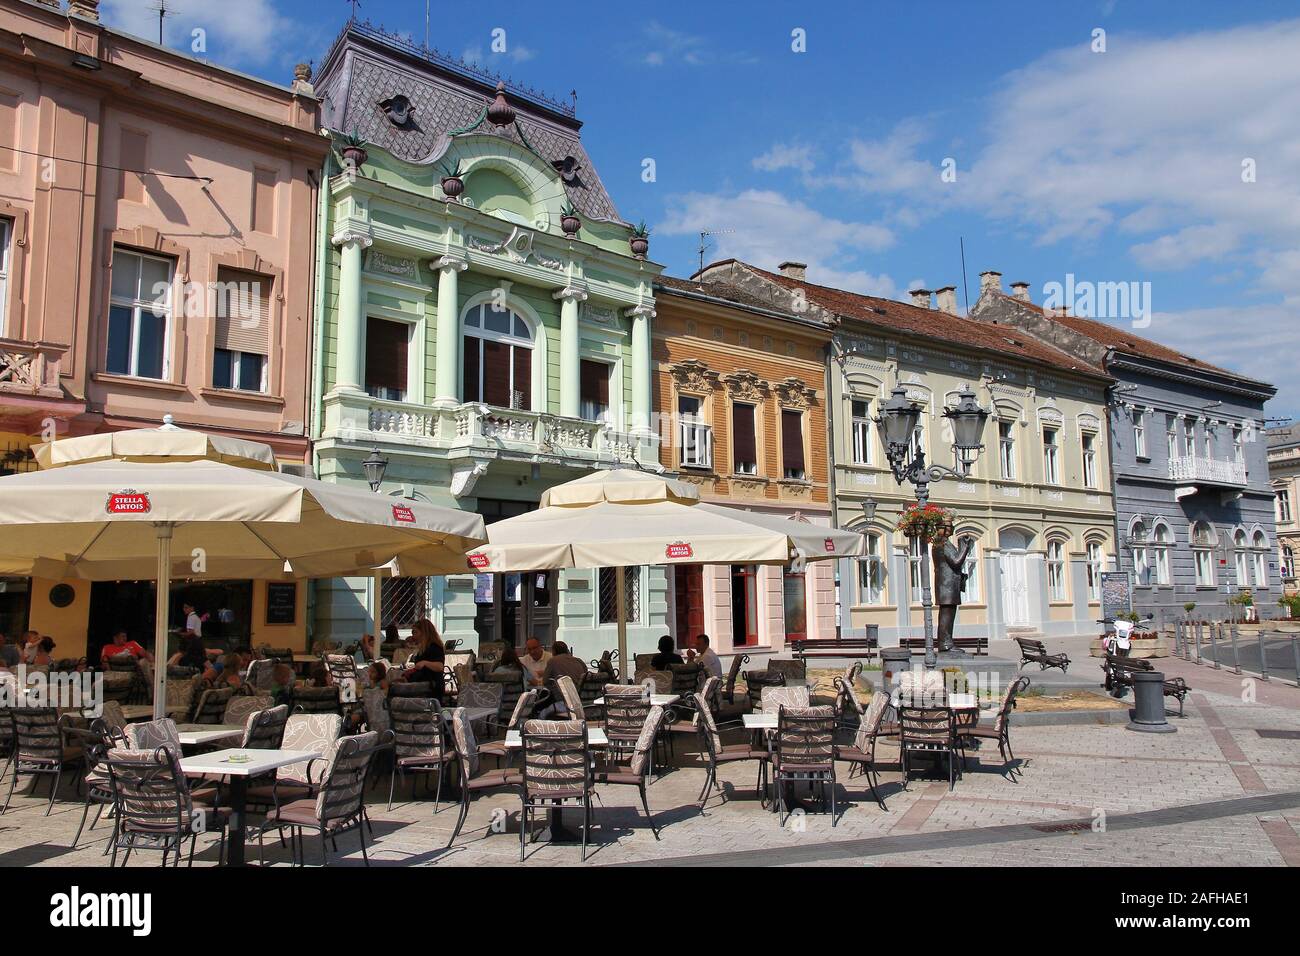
[727,263,1107,378]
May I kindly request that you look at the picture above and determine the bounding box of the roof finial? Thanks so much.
[487,81,516,126]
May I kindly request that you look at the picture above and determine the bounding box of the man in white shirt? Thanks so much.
[690,633,723,681]
[521,637,551,687]
[183,603,202,637]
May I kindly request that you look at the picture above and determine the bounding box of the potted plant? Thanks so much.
[560,201,581,237]
[1228,590,1256,623]
[629,220,650,258]
[1278,594,1300,619]
[439,159,465,200]
[895,502,956,544]
[338,130,367,170]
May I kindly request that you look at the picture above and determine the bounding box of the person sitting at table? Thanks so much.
[650,635,683,671]
[210,652,243,691]
[20,630,41,665]
[100,629,154,666]
[687,633,723,681]
[32,636,57,667]
[307,661,331,688]
[492,644,523,676]
[168,631,210,672]
[368,660,390,691]
[269,662,295,706]
[399,618,446,699]
[542,641,587,685]
[357,632,377,663]
[520,637,550,687]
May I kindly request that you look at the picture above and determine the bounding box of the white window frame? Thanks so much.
[1152,522,1172,586]
[857,532,885,606]
[677,394,711,469]
[463,303,534,409]
[107,248,174,381]
[998,420,1016,480]
[1086,541,1104,601]
[0,218,10,334]
[1082,431,1098,488]
[1277,489,1292,524]
[731,401,758,475]
[1042,427,1060,485]
[1232,426,1244,465]
[1252,531,1269,587]
[1182,418,1196,458]
[1047,539,1067,600]
[1165,414,1177,461]
[1191,522,1216,587]
[908,537,924,604]
[1233,529,1250,586]
[1132,410,1146,458]
[958,533,979,603]
[212,347,267,394]
[850,398,873,466]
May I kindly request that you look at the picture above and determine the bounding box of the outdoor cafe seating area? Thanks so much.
[0,644,1033,866]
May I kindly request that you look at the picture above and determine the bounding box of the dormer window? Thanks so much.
[379,94,415,127]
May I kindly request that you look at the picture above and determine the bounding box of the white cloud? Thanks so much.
[753,143,815,174]
[462,44,536,67]
[634,21,754,68]
[1131,225,1241,271]
[102,0,302,68]
[657,189,897,295]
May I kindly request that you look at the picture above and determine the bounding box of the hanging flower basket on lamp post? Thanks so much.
[896,502,956,544]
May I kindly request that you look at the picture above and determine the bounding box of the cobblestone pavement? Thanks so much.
[2,668,1297,868]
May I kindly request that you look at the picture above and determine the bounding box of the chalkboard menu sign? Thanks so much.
[1099,572,1132,621]
[265,582,297,625]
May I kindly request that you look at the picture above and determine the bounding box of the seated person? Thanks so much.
[492,644,524,676]
[520,637,551,687]
[268,663,296,706]
[210,652,243,690]
[368,660,390,691]
[168,632,210,671]
[100,630,154,665]
[396,618,445,699]
[650,634,683,671]
[32,636,57,667]
[542,640,588,685]
[686,633,723,680]
[308,662,331,688]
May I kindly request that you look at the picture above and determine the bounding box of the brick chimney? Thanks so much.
[979,270,1002,295]
[778,261,807,281]
[1010,281,1031,302]
[908,288,933,309]
[934,285,958,315]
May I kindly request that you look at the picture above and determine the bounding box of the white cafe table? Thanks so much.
[175,724,243,746]
[179,748,318,866]
[742,713,778,731]
[947,693,977,710]
[504,728,608,750]
[592,694,679,707]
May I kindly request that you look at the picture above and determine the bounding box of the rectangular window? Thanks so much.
[1194,549,1215,587]
[999,420,1016,480]
[1278,490,1292,523]
[1182,418,1196,458]
[106,248,172,380]
[1082,432,1097,488]
[732,402,757,475]
[365,317,409,402]
[212,268,271,392]
[1132,410,1146,458]
[0,218,9,334]
[857,533,884,606]
[1047,540,1067,600]
[730,564,759,646]
[851,399,872,465]
[1166,414,1178,460]
[959,534,979,603]
[678,395,711,469]
[782,567,807,642]
[598,566,641,625]
[781,409,805,480]
[1233,427,1244,465]
[1042,427,1060,484]
[579,359,610,423]
[909,537,924,604]
[1087,541,1103,601]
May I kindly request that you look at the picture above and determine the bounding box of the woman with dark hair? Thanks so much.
[169,633,209,671]
[401,618,446,699]
[492,644,523,675]
[650,634,683,671]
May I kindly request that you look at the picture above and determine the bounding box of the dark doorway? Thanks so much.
[88,579,254,661]
[673,564,704,648]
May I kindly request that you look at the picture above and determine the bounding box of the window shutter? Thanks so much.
[512,345,531,410]
[462,336,480,402]
[580,360,609,407]
[782,409,805,473]
[482,339,511,407]
[364,318,407,394]
[732,403,756,465]
[213,268,271,355]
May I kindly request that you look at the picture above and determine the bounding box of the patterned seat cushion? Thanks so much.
[629,705,664,776]
[278,713,341,785]
[520,719,588,796]
[124,718,181,754]
[761,686,810,713]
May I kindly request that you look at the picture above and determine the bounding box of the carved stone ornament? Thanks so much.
[722,369,768,402]
[367,251,418,279]
[466,227,563,271]
[775,376,816,409]
[669,358,720,393]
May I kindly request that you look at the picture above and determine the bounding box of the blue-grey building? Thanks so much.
[972,273,1280,621]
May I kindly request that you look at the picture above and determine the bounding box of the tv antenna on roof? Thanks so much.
[150,0,170,45]
[697,229,734,277]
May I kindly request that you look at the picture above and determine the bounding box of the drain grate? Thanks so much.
[1031,821,1092,834]
[1255,729,1300,740]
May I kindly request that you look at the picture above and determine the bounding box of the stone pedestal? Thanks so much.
[1089,636,1170,658]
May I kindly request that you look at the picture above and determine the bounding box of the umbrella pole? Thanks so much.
[152,523,174,721]
[616,565,628,677]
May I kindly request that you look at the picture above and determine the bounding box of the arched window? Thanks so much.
[1234,528,1250,587]
[1152,522,1172,585]
[1047,538,1067,601]
[1252,529,1269,587]
[909,537,924,604]
[1192,522,1216,587]
[958,533,980,603]
[462,303,533,409]
[857,531,886,606]
[1130,518,1150,587]
[1086,540,1105,601]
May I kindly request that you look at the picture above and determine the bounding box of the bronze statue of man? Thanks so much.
[932,521,972,653]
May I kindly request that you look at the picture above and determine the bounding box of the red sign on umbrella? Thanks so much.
[391,504,416,524]
[824,537,835,552]
[666,542,693,559]
[467,553,491,570]
[106,490,151,515]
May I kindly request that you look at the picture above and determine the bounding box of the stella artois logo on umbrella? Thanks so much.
[106,489,151,514]
[824,537,835,552]
[666,541,693,559]
[391,503,416,524]
[467,553,491,570]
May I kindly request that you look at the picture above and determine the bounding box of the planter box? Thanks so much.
[1088,636,1170,659]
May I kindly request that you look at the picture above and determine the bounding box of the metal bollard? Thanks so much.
[1258,630,1270,681]
[1229,624,1242,675]
[1126,671,1176,734]
[1291,635,1300,689]
[1211,623,1222,669]
[1194,621,1203,664]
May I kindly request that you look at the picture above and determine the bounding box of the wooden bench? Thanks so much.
[1015,637,1071,672]
[1102,654,1189,717]
[789,638,878,662]
[899,637,988,656]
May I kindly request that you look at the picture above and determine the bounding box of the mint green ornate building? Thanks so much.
[310,23,665,656]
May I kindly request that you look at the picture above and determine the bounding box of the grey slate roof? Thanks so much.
[316,22,623,224]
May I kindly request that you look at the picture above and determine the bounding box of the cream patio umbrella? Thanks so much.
[32,414,277,471]
[464,469,863,668]
[0,456,486,718]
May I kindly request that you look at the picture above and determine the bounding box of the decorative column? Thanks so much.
[626,303,655,432]
[432,253,469,406]
[554,286,588,418]
[330,227,372,393]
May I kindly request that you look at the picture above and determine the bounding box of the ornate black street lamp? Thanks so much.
[876,386,989,668]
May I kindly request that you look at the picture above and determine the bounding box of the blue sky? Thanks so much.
[103,0,1300,419]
